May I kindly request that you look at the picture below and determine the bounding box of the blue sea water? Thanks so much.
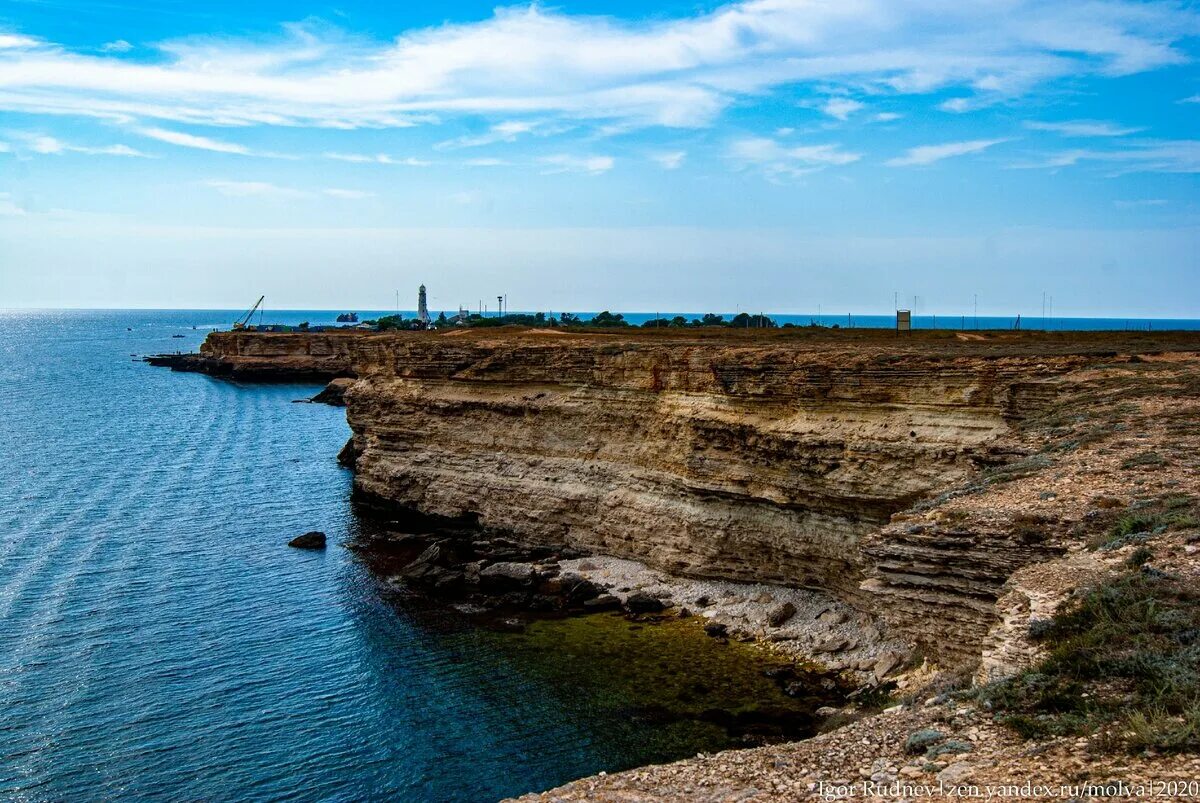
[0,309,739,802]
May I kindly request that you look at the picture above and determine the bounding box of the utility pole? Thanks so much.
[497,295,503,320]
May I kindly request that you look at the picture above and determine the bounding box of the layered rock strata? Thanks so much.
[155,328,1200,663]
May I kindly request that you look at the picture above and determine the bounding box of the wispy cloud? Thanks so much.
[201,179,307,198]
[322,188,374,199]
[873,112,902,123]
[886,138,1007,167]
[201,179,372,199]
[0,1,1193,131]
[730,136,859,179]
[10,133,149,157]
[539,154,614,174]
[139,127,249,154]
[1010,140,1200,174]
[1025,120,1145,137]
[323,151,429,166]
[100,40,133,54]
[651,150,686,169]
[820,98,864,121]
[437,120,543,149]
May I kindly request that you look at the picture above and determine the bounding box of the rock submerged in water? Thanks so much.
[288,531,327,550]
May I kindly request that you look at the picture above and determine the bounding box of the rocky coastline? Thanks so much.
[150,327,1200,798]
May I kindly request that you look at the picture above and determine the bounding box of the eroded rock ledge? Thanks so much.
[153,328,1198,664]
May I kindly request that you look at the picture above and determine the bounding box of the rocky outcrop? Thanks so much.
[157,328,1200,665]
[334,333,1098,652]
[145,331,360,381]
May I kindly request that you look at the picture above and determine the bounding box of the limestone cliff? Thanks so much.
[343,337,1072,615]
[163,328,1200,665]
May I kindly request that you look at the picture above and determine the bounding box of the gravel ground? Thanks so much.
[512,698,1200,802]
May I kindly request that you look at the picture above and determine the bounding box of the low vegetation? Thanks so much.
[1087,495,1199,551]
[975,568,1200,754]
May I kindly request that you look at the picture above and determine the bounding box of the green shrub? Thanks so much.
[976,570,1200,753]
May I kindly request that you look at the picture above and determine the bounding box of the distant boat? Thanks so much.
[336,312,359,323]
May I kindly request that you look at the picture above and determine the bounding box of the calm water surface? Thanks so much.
[0,309,760,802]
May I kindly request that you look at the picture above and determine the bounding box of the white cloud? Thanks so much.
[0,2,1192,131]
[1010,140,1200,174]
[437,120,540,149]
[202,179,375,198]
[886,138,1007,167]
[651,150,686,169]
[464,157,509,167]
[820,97,864,120]
[1025,120,1144,137]
[938,97,975,113]
[201,179,310,198]
[0,34,39,50]
[323,151,429,165]
[539,154,614,174]
[730,136,859,178]
[101,40,133,54]
[10,133,149,156]
[139,127,250,154]
[1183,95,1200,104]
[322,188,374,199]
[873,112,901,122]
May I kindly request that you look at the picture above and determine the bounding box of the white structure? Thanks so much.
[417,284,431,326]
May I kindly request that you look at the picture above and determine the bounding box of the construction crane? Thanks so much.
[232,295,264,331]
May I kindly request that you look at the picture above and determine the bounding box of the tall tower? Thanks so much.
[417,284,430,326]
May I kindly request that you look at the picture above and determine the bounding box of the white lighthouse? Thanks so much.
[417,284,430,327]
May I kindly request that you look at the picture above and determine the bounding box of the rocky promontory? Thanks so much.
[151,326,1200,796]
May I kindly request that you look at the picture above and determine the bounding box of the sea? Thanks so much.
[2,308,1197,802]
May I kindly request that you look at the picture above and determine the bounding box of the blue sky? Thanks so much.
[0,0,1197,316]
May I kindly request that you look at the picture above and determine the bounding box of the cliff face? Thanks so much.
[340,335,1068,612]
[173,328,1199,664]
[146,331,364,380]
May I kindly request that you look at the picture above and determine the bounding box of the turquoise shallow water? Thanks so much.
[0,309,729,802]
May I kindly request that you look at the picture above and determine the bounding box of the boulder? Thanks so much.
[703,622,729,638]
[583,594,620,611]
[311,377,354,406]
[813,637,851,653]
[560,573,602,603]
[873,650,905,681]
[817,608,847,625]
[767,601,797,627]
[479,561,537,591]
[288,531,326,549]
[904,729,946,755]
[624,591,665,613]
[336,438,359,468]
